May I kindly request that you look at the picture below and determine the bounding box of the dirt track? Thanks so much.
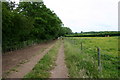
[2,40,69,78]
[50,41,68,78]
[2,40,56,78]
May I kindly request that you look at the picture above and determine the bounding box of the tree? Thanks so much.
[59,27,72,36]
[2,1,72,52]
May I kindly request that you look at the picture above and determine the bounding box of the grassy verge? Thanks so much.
[64,37,118,78]
[24,40,61,78]
[64,40,98,78]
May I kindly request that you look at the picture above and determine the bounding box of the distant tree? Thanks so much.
[59,27,72,36]
[75,32,78,34]
[63,27,72,34]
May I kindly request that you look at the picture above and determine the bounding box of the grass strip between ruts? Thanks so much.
[24,40,61,78]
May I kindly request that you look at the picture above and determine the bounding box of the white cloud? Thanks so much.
[44,0,119,32]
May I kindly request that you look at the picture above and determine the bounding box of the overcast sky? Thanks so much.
[11,0,119,32]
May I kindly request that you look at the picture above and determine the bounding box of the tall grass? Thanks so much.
[64,37,118,78]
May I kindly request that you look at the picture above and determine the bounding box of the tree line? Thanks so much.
[2,1,72,52]
[65,31,120,37]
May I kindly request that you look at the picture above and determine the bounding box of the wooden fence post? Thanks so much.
[81,42,82,50]
[97,47,102,72]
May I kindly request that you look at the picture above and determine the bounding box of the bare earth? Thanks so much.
[2,40,56,78]
[50,41,68,78]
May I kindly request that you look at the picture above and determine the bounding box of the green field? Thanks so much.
[64,37,119,78]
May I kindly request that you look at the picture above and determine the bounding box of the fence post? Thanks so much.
[81,42,82,50]
[97,47,102,72]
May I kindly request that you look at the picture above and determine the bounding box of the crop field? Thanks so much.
[64,37,119,78]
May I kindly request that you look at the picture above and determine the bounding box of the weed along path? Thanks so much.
[50,41,68,78]
[3,40,56,78]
